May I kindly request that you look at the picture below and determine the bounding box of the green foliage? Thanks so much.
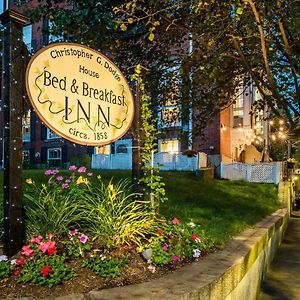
[61,232,92,258]
[147,218,214,266]
[293,149,300,168]
[18,255,76,288]
[70,155,91,169]
[24,170,88,236]
[0,260,12,279]
[82,255,128,278]
[82,179,155,247]
[131,65,167,211]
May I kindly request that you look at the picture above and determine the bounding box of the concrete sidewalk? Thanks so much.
[258,215,300,300]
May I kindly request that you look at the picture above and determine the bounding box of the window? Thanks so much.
[94,145,110,155]
[22,111,30,142]
[48,20,64,43]
[23,24,33,53]
[116,144,128,154]
[47,148,61,160]
[0,0,8,14]
[47,128,60,140]
[233,85,244,127]
[22,150,30,162]
[159,139,179,153]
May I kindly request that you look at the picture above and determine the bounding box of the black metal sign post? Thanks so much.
[132,82,142,196]
[1,10,29,256]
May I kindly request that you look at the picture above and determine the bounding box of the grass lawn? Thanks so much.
[1,169,280,246]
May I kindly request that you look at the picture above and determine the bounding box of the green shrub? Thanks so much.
[83,179,155,247]
[82,255,128,278]
[80,154,91,169]
[0,259,12,279]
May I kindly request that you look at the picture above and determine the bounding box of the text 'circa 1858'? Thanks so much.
[25,43,134,146]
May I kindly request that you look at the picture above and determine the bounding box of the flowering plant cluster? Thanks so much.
[43,165,92,190]
[0,235,76,287]
[146,218,215,266]
[62,229,91,257]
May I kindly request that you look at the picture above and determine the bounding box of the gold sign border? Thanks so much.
[25,42,134,146]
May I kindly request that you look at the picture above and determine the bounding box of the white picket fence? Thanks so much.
[220,162,282,184]
[92,152,198,171]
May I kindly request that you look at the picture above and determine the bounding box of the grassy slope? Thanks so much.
[1,170,280,245]
[161,172,279,245]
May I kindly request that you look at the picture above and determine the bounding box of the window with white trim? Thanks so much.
[233,85,244,128]
[47,148,61,160]
[159,139,179,153]
[47,128,60,140]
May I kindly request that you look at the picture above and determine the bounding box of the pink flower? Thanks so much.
[44,170,52,176]
[69,165,77,171]
[65,179,71,184]
[62,183,69,189]
[56,176,64,181]
[41,265,51,277]
[69,229,78,236]
[31,235,43,244]
[16,257,25,266]
[79,234,88,244]
[87,172,93,177]
[163,244,169,252]
[38,241,56,255]
[21,245,34,257]
[77,166,86,173]
[171,218,180,225]
[172,255,180,263]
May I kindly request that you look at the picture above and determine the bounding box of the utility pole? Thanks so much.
[1,9,29,256]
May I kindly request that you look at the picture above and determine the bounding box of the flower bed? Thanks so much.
[0,166,215,298]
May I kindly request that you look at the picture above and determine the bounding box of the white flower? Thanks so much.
[100,254,106,261]
[10,259,17,265]
[147,265,156,273]
[0,255,8,262]
[193,249,201,258]
[188,222,196,228]
[195,237,201,244]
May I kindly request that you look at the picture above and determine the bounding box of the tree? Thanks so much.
[24,0,300,141]
[115,0,300,140]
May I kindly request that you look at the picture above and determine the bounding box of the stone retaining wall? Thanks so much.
[86,182,290,300]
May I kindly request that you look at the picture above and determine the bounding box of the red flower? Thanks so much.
[171,218,180,225]
[41,265,51,277]
[16,257,25,266]
[21,245,34,257]
[191,234,200,241]
[13,267,20,277]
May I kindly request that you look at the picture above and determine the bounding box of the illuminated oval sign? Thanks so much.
[26,43,134,146]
